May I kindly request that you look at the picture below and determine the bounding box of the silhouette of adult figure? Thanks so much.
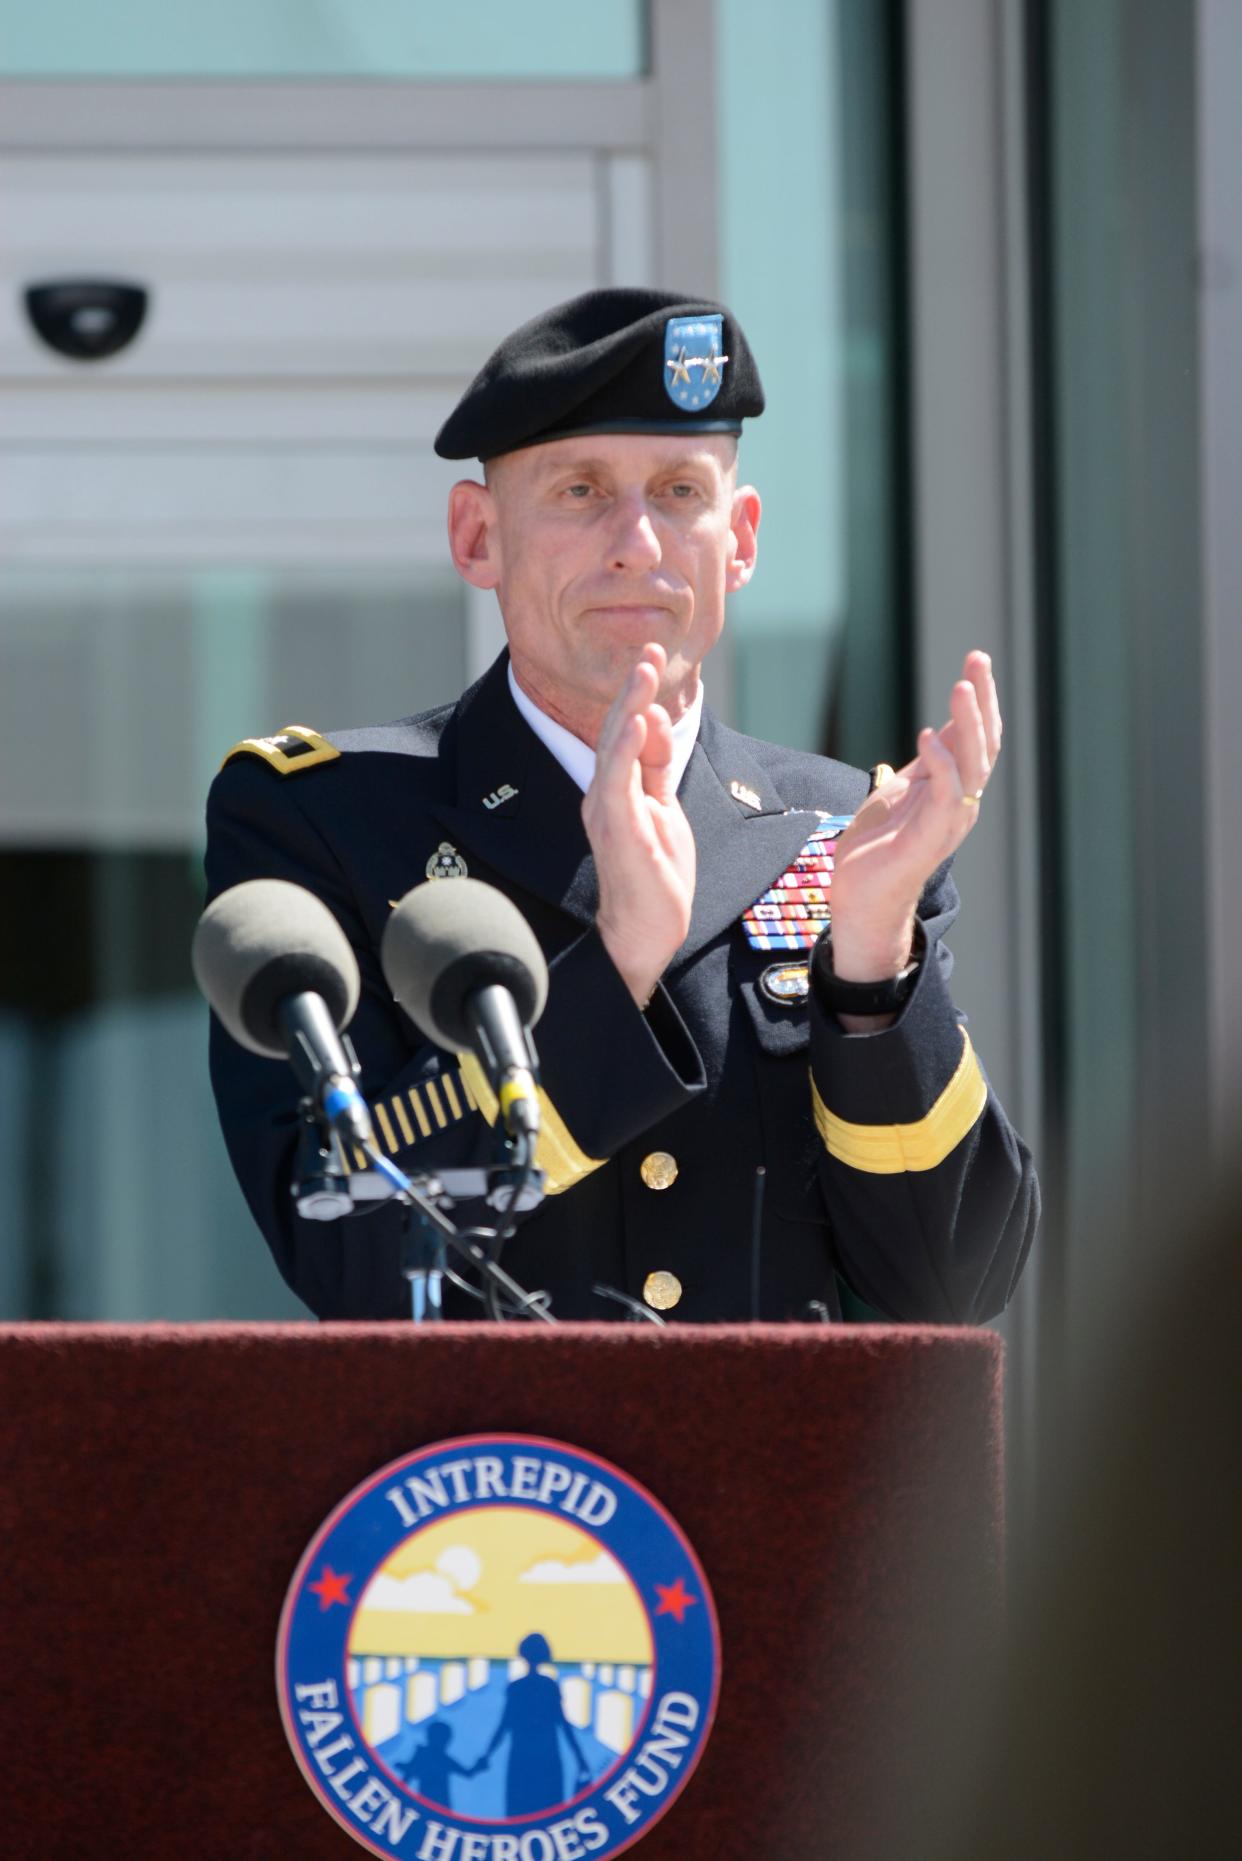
[476,1633,591,1815]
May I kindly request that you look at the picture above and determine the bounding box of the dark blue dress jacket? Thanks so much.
[204,652,1038,1323]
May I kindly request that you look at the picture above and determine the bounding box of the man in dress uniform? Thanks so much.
[204,288,1038,1323]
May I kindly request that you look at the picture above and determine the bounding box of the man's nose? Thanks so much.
[607,497,663,571]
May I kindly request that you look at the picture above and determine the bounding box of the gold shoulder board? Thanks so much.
[220,725,341,776]
[868,761,896,793]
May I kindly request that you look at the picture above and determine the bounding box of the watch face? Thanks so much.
[819,952,919,1014]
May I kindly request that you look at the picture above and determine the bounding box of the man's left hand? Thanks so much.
[828,650,1002,987]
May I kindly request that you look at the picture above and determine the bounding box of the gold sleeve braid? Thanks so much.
[337,1064,477,1174]
[338,1055,604,1194]
[810,1026,988,1174]
[456,1054,605,1196]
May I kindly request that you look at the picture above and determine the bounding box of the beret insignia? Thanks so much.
[220,725,340,776]
[664,315,728,410]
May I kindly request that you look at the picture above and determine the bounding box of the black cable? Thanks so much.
[359,1140,554,1325]
[483,1131,537,1322]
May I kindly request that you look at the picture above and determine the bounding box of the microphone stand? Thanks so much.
[403,1207,447,1322]
[361,1140,556,1326]
[291,1101,354,1221]
[290,1092,552,1323]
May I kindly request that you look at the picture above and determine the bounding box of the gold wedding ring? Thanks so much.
[962,790,984,808]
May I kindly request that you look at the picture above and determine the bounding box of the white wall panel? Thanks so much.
[1,154,598,381]
[3,449,459,563]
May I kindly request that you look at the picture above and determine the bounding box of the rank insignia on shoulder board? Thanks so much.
[740,812,853,952]
[220,725,340,776]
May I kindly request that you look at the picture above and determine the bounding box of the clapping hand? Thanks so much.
[583,641,697,1008]
[828,650,1002,990]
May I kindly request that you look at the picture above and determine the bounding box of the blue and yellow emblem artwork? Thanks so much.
[277,1435,721,1859]
[663,314,728,412]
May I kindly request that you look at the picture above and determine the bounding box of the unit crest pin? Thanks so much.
[426,842,468,881]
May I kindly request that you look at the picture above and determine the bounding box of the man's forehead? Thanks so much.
[506,434,736,480]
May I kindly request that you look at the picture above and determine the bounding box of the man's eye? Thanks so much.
[565,484,593,499]
[668,483,697,498]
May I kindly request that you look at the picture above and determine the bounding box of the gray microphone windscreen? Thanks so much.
[381,878,548,1051]
[192,878,361,1058]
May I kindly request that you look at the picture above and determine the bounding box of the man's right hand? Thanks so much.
[583,642,697,1008]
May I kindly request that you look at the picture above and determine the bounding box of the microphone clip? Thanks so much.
[292,1099,354,1221]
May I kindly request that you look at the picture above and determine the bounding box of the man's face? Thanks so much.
[449,432,759,732]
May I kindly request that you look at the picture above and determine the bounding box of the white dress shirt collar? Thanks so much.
[507,660,704,795]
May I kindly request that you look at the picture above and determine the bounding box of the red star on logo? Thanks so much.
[654,1577,698,1624]
[308,1565,352,1611]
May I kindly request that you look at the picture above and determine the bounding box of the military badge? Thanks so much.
[663,315,729,412]
[741,813,853,952]
[221,724,340,776]
[729,779,762,812]
[482,785,519,812]
[277,1434,720,1858]
[426,843,469,881]
[759,962,811,1005]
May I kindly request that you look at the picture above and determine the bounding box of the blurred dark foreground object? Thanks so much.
[885,1170,1242,1861]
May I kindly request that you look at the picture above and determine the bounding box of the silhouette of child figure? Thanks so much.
[398,1720,473,1809]
[476,1633,592,1816]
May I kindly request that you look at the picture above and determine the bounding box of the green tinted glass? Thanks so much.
[0,0,648,79]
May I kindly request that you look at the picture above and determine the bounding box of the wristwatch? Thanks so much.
[812,922,923,1016]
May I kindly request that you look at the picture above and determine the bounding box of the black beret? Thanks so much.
[434,286,764,462]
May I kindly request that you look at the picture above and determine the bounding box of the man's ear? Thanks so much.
[726,485,761,593]
[447,480,501,589]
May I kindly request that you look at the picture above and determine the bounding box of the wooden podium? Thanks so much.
[2,1322,1001,1859]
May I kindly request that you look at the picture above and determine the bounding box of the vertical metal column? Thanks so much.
[1197,0,1242,1153]
[649,0,719,296]
[904,0,1044,1495]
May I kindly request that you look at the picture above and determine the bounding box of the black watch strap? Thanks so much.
[813,924,923,1015]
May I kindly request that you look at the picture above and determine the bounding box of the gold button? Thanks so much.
[640,1150,679,1191]
[643,1270,683,1311]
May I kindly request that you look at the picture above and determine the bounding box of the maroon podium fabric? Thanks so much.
[1,1323,1002,1860]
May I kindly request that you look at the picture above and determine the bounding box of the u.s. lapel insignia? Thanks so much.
[426,842,468,881]
[730,779,763,812]
[482,783,519,811]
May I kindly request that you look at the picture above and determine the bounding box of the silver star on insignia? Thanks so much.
[700,350,729,386]
[666,347,692,387]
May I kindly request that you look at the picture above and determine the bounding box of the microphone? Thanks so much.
[381,879,549,1141]
[192,878,373,1148]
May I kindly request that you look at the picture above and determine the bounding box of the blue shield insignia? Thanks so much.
[663,314,729,411]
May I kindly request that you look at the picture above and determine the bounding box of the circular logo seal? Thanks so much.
[277,1435,720,1860]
